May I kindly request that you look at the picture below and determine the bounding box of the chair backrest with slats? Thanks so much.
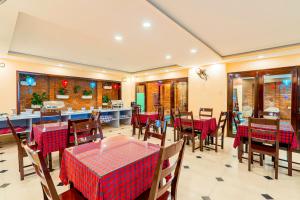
[144,120,167,146]
[199,108,213,118]
[6,117,24,150]
[67,118,90,147]
[90,110,101,121]
[23,143,60,200]
[132,105,142,126]
[148,138,186,200]
[40,109,62,124]
[232,112,240,130]
[73,120,103,146]
[155,105,164,121]
[248,118,280,146]
[178,111,194,134]
[216,112,228,135]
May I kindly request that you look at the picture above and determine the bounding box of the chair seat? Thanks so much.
[135,189,171,200]
[251,143,276,155]
[59,188,86,200]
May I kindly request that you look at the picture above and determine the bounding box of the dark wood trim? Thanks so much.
[227,66,299,143]
[135,77,189,113]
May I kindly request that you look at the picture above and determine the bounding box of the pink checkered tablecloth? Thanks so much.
[60,135,162,200]
[175,117,217,140]
[233,121,299,150]
[31,122,69,157]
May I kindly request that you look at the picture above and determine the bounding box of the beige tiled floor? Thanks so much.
[0,125,300,200]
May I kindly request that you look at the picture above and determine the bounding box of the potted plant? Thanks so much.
[73,85,81,94]
[56,87,69,99]
[31,92,47,108]
[82,89,93,99]
[102,95,110,106]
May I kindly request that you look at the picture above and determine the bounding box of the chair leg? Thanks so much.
[173,128,176,142]
[275,155,279,179]
[221,134,224,149]
[259,154,263,166]
[214,135,218,152]
[132,125,136,136]
[248,151,251,172]
[287,149,292,176]
[199,136,203,152]
[192,136,195,153]
[48,153,52,171]
[138,127,141,139]
[251,152,254,164]
[19,152,24,181]
[238,143,243,163]
[59,151,63,168]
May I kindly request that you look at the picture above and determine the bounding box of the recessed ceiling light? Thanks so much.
[190,48,198,54]
[57,63,64,67]
[142,21,152,29]
[102,70,106,73]
[165,54,172,60]
[114,34,123,42]
[165,69,170,72]
[258,55,264,59]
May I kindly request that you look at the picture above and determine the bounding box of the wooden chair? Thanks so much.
[144,120,167,146]
[136,138,186,200]
[67,118,91,147]
[177,111,199,152]
[73,120,103,146]
[259,111,280,119]
[155,105,164,121]
[23,143,86,200]
[6,117,36,181]
[199,108,213,118]
[248,118,280,179]
[40,109,62,124]
[208,112,228,152]
[89,110,100,121]
[132,106,147,139]
[170,108,180,142]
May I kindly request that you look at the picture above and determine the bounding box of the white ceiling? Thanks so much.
[150,0,300,56]
[0,0,220,72]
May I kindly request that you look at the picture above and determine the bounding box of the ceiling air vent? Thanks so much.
[0,0,7,5]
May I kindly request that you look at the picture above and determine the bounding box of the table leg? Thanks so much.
[287,149,292,176]
[132,124,136,136]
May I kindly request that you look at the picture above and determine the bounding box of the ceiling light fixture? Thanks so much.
[142,21,152,29]
[57,63,64,67]
[190,48,198,54]
[165,54,172,60]
[114,34,123,42]
[102,70,106,73]
[258,55,264,59]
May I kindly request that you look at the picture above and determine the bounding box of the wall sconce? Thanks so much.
[196,68,208,81]
[0,63,5,68]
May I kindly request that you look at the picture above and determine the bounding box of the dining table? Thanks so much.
[233,120,299,176]
[59,135,162,200]
[174,117,217,140]
[30,121,69,158]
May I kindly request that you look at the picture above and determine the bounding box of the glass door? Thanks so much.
[262,74,292,121]
[136,84,146,112]
[174,81,188,112]
[227,72,258,137]
[159,82,172,116]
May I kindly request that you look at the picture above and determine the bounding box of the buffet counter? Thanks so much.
[0,108,132,135]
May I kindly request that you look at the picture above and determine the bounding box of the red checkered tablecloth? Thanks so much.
[175,118,217,140]
[60,135,161,200]
[233,121,299,150]
[132,112,159,124]
[31,122,69,157]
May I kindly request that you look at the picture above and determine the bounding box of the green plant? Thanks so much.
[58,87,68,95]
[83,89,93,96]
[102,95,110,103]
[73,85,81,93]
[31,92,47,105]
